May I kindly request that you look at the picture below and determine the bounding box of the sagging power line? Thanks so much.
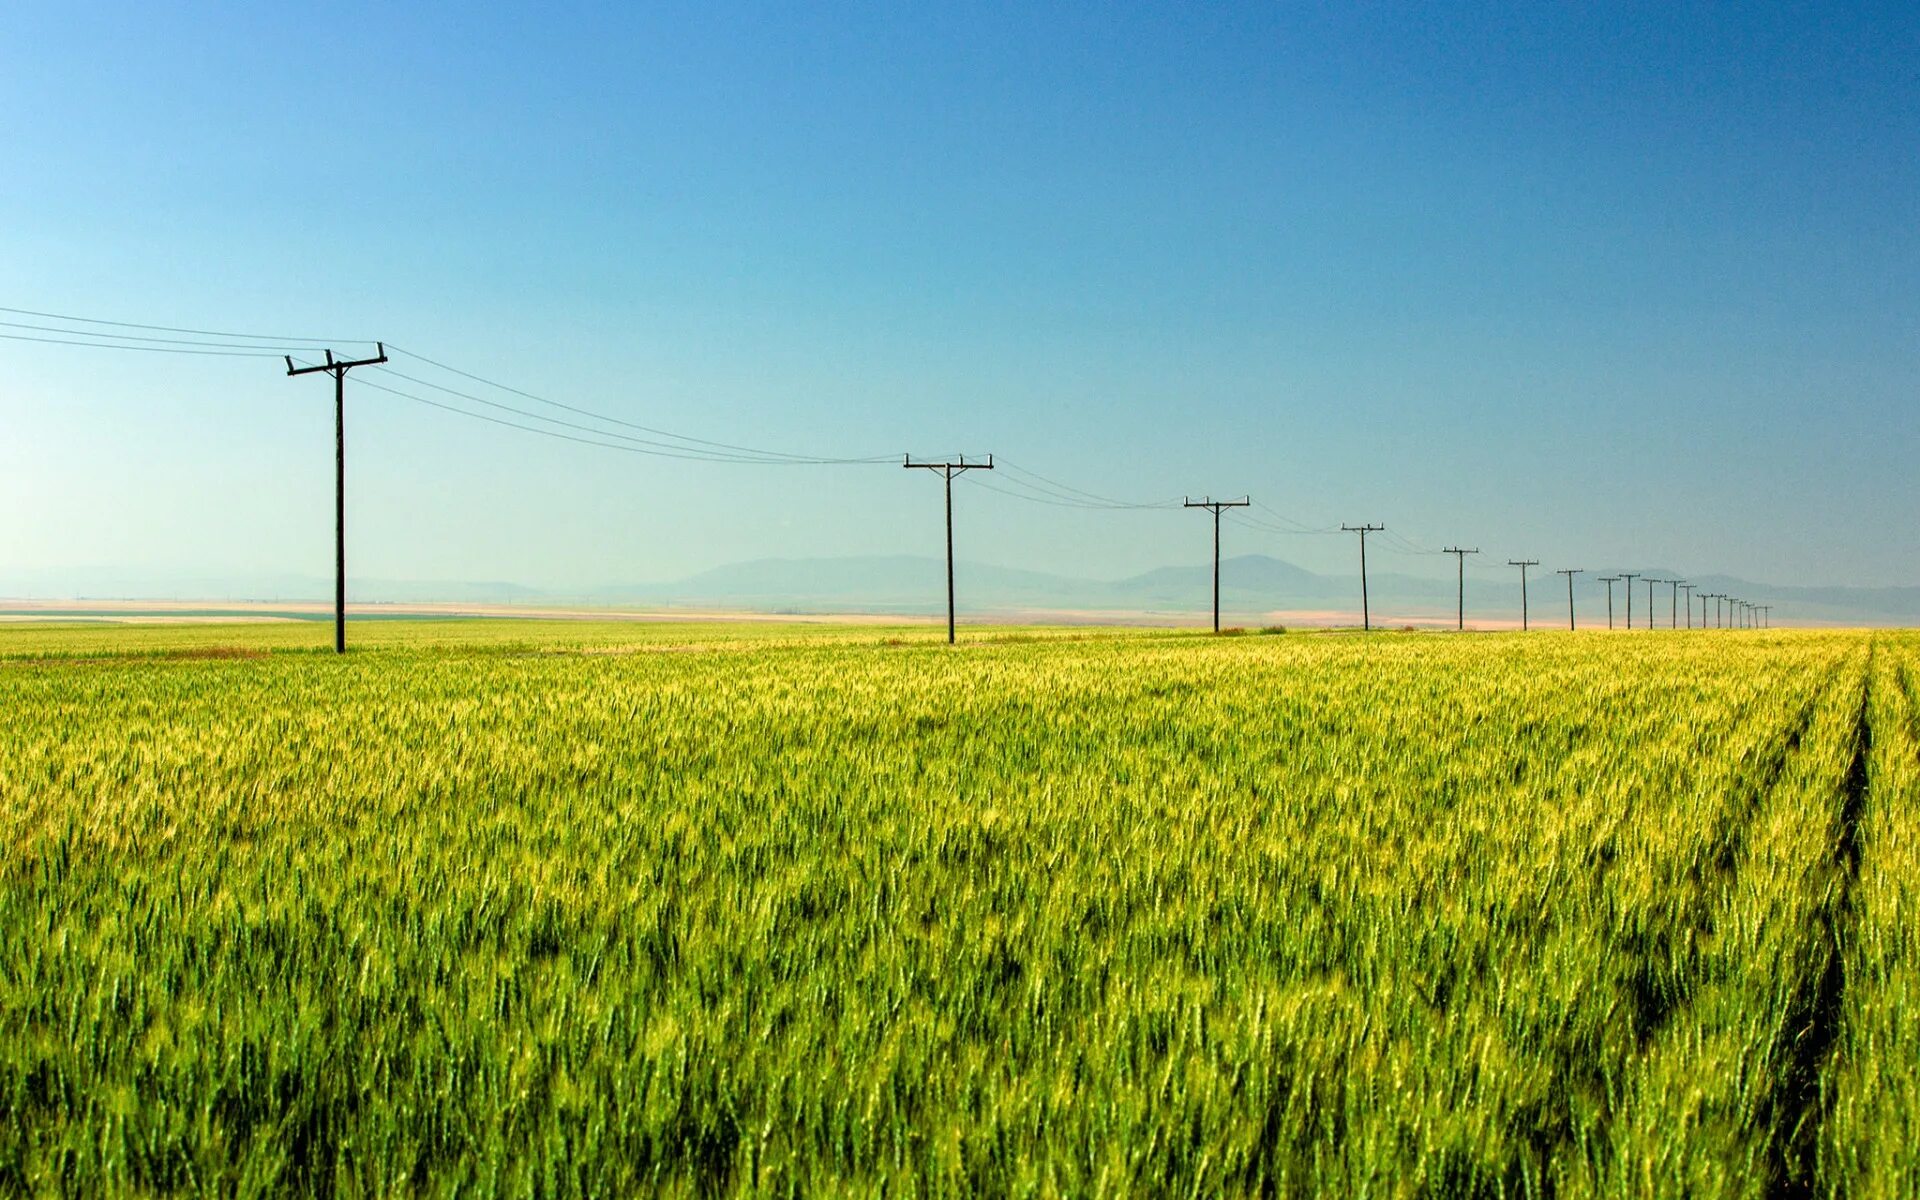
[3,299,1800,633]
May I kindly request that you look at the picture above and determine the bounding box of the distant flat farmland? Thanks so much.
[1,620,1913,1195]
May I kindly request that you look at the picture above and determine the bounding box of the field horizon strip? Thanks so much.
[1,620,1912,1196]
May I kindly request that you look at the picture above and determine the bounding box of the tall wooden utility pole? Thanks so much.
[1679,582,1695,629]
[1599,576,1620,629]
[1620,573,1639,630]
[1509,560,1539,630]
[904,455,993,644]
[1444,547,1478,631]
[1668,579,1682,629]
[285,343,388,654]
[1342,524,1385,630]
[1644,578,1663,630]
[1185,497,1250,633]
[1556,568,1581,630]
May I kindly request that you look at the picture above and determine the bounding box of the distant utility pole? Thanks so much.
[1643,578,1663,630]
[1510,559,1539,630]
[904,454,994,644]
[1343,524,1385,630]
[1679,582,1695,629]
[1185,496,1251,633]
[1668,580,1682,629]
[1620,573,1640,630]
[1712,593,1725,628]
[1599,576,1620,629]
[285,343,388,655]
[1556,569,1581,630]
[1444,547,1479,631]
[1761,605,1772,628]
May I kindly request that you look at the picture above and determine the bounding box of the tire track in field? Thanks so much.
[1620,655,1842,1052]
[1766,643,1870,1199]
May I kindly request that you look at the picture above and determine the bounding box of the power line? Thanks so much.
[0,331,286,357]
[995,460,1179,509]
[355,364,875,464]
[383,346,890,465]
[0,303,365,344]
[0,319,333,353]
[348,374,849,464]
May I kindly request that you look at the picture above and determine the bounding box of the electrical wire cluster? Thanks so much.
[4,301,1744,605]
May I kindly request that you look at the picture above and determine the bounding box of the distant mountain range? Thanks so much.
[6,555,1919,626]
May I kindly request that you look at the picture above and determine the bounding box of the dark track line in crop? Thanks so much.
[1765,644,1870,1199]
[1620,658,1838,1055]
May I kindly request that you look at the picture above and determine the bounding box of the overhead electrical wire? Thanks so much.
[0,304,367,346]
[344,373,841,465]
[357,362,887,465]
[381,345,893,465]
[0,330,287,357]
[6,299,1555,581]
[0,318,333,354]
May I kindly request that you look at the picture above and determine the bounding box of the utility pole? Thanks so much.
[1509,559,1539,630]
[1679,582,1695,629]
[1556,568,1581,630]
[1343,524,1385,631]
[1185,496,1251,633]
[285,343,388,655]
[1668,579,1681,629]
[1761,605,1771,628]
[1643,578,1663,630]
[1443,547,1479,631]
[904,455,994,644]
[1599,576,1620,629]
[1620,573,1639,630]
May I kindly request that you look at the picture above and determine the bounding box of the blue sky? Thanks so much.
[2,2,1916,592]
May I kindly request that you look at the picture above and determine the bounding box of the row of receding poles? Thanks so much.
[286,355,1777,652]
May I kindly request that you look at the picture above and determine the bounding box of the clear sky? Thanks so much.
[2,1,1916,593]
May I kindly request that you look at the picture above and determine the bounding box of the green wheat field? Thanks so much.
[3,620,1916,1196]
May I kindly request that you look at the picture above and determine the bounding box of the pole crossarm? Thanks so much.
[1185,497,1250,634]
[904,454,994,644]
[285,342,388,655]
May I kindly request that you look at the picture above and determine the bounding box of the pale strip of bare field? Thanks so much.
[0,598,1696,632]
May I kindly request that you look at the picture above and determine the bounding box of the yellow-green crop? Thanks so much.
[1,621,1911,1196]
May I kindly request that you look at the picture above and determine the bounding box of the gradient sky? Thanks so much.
[2,2,1916,593]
